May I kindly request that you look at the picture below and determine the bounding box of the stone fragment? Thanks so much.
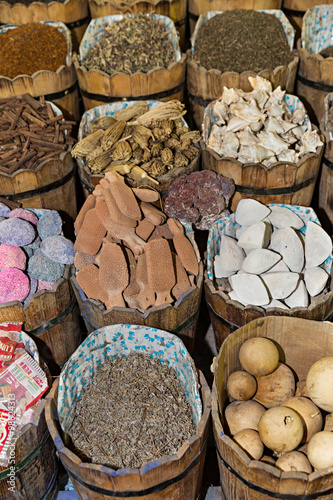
[229,273,270,306]
[237,221,271,250]
[263,299,289,310]
[305,221,332,268]
[270,227,304,272]
[9,208,39,226]
[261,272,299,299]
[284,280,309,308]
[37,210,62,240]
[214,235,245,278]
[28,253,65,282]
[40,235,75,265]
[242,249,281,274]
[304,267,329,296]
[228,290,249,306]
[235,199,271,226]
[267,205,304,230]
[265,259,290,273]
[0,218,35,247]
[0,203,10,218]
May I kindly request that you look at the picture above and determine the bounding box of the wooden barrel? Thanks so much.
[75,15,186,111]
[0,22,79,121]
[318,131,333,234]
[46,369,210,500]
[212,315,333,500]
[282,0,332,41]
[0,265,82,373]
[0,0,90,52]
[71,261,203,354]
[187,10,298,129]
[88,0,187,51]
[0,151,78,225]
[297,42,333,127]
[188,0,282,38]
[201,138,324,212]
[0,376,58,500]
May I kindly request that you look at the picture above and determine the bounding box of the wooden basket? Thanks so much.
[296,6,333,126]
[76,100,200,202]
[212,315,333,500]
[188,0,282,38]
[0,0,90,51]
[318,94,333,234]
[187,10,298,129]
[0,265,82,372]
[46,369,210,500]
[88,0,187,50]
[75,14,186,111]
[0,22,79,121]
[0,150,78,225]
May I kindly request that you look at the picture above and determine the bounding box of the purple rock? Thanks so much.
[0,203,10,218]
[37,211,62,240]
[40,235,75,264]
[28,253,65,282]
[9,209,39,226]
[0,218,36,246]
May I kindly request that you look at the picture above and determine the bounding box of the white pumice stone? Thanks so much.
[304,267,329,296]
[284,280,309,308]
[229,273,270,306]
[261,272,299,299]
[267,205,304,230]
[236,226,248,239]
[242,249,281,274]
[263,299,289,310]
[265,259,290,273]
[237,221,272,251]
[305,221,332,269]
[270,227,304,272]
[228,290,249,306]
[214,235,245,278]
[235,199,271,226]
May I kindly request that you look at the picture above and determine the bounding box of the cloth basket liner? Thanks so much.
[191,10,295,53]
[302,5,333,55]
[206,204,333,282]
[58,324,202,434]
[0,21,72,65]
[79,14,181,63]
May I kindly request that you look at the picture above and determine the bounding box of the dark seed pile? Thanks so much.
[319,45,333,58]
[70,352,196,469]
[83,13,176,76]
[193,10,294,73]
[4,0,66,4]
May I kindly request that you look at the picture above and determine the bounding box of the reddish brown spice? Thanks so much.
[0,23,67,79]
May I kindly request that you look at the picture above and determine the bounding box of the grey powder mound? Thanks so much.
[0,218,36,246]
[41,235,75,264]
[37,211,63,240]
[28,253,65,282]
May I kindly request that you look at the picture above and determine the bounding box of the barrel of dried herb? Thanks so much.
[193,10,294,73]
[83,13,176,76]
[0,23,67,78]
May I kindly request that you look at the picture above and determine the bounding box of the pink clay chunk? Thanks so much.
[0,244,26,270]
[0,268,30,303]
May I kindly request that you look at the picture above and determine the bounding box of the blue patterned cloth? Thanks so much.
[302,5,333,55]
[58,324,202,433]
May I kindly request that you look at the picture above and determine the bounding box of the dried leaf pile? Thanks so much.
[193,10,294,73]
[72,100,200,182]
[0,94,75,174]
[70,352,196,469]
[83,13,176,76]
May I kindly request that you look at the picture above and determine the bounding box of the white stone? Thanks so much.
[229,273,270,306]
[214,235,245,278]
[265,259,290,273]
[267,205,304,230]
[305,221,332,269]
[235,199,271,226]
[263,299,289,310]
[284,280,309,308]
[262,272,299,299]
[270,227,304,272]
[242,249,281,274]
[304,267,329,297]
[237,222,272,251]
[228,290,249,306]
[236,226,247,240]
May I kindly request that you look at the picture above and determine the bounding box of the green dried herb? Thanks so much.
[83,13,176,76]
[193,10,294,74]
